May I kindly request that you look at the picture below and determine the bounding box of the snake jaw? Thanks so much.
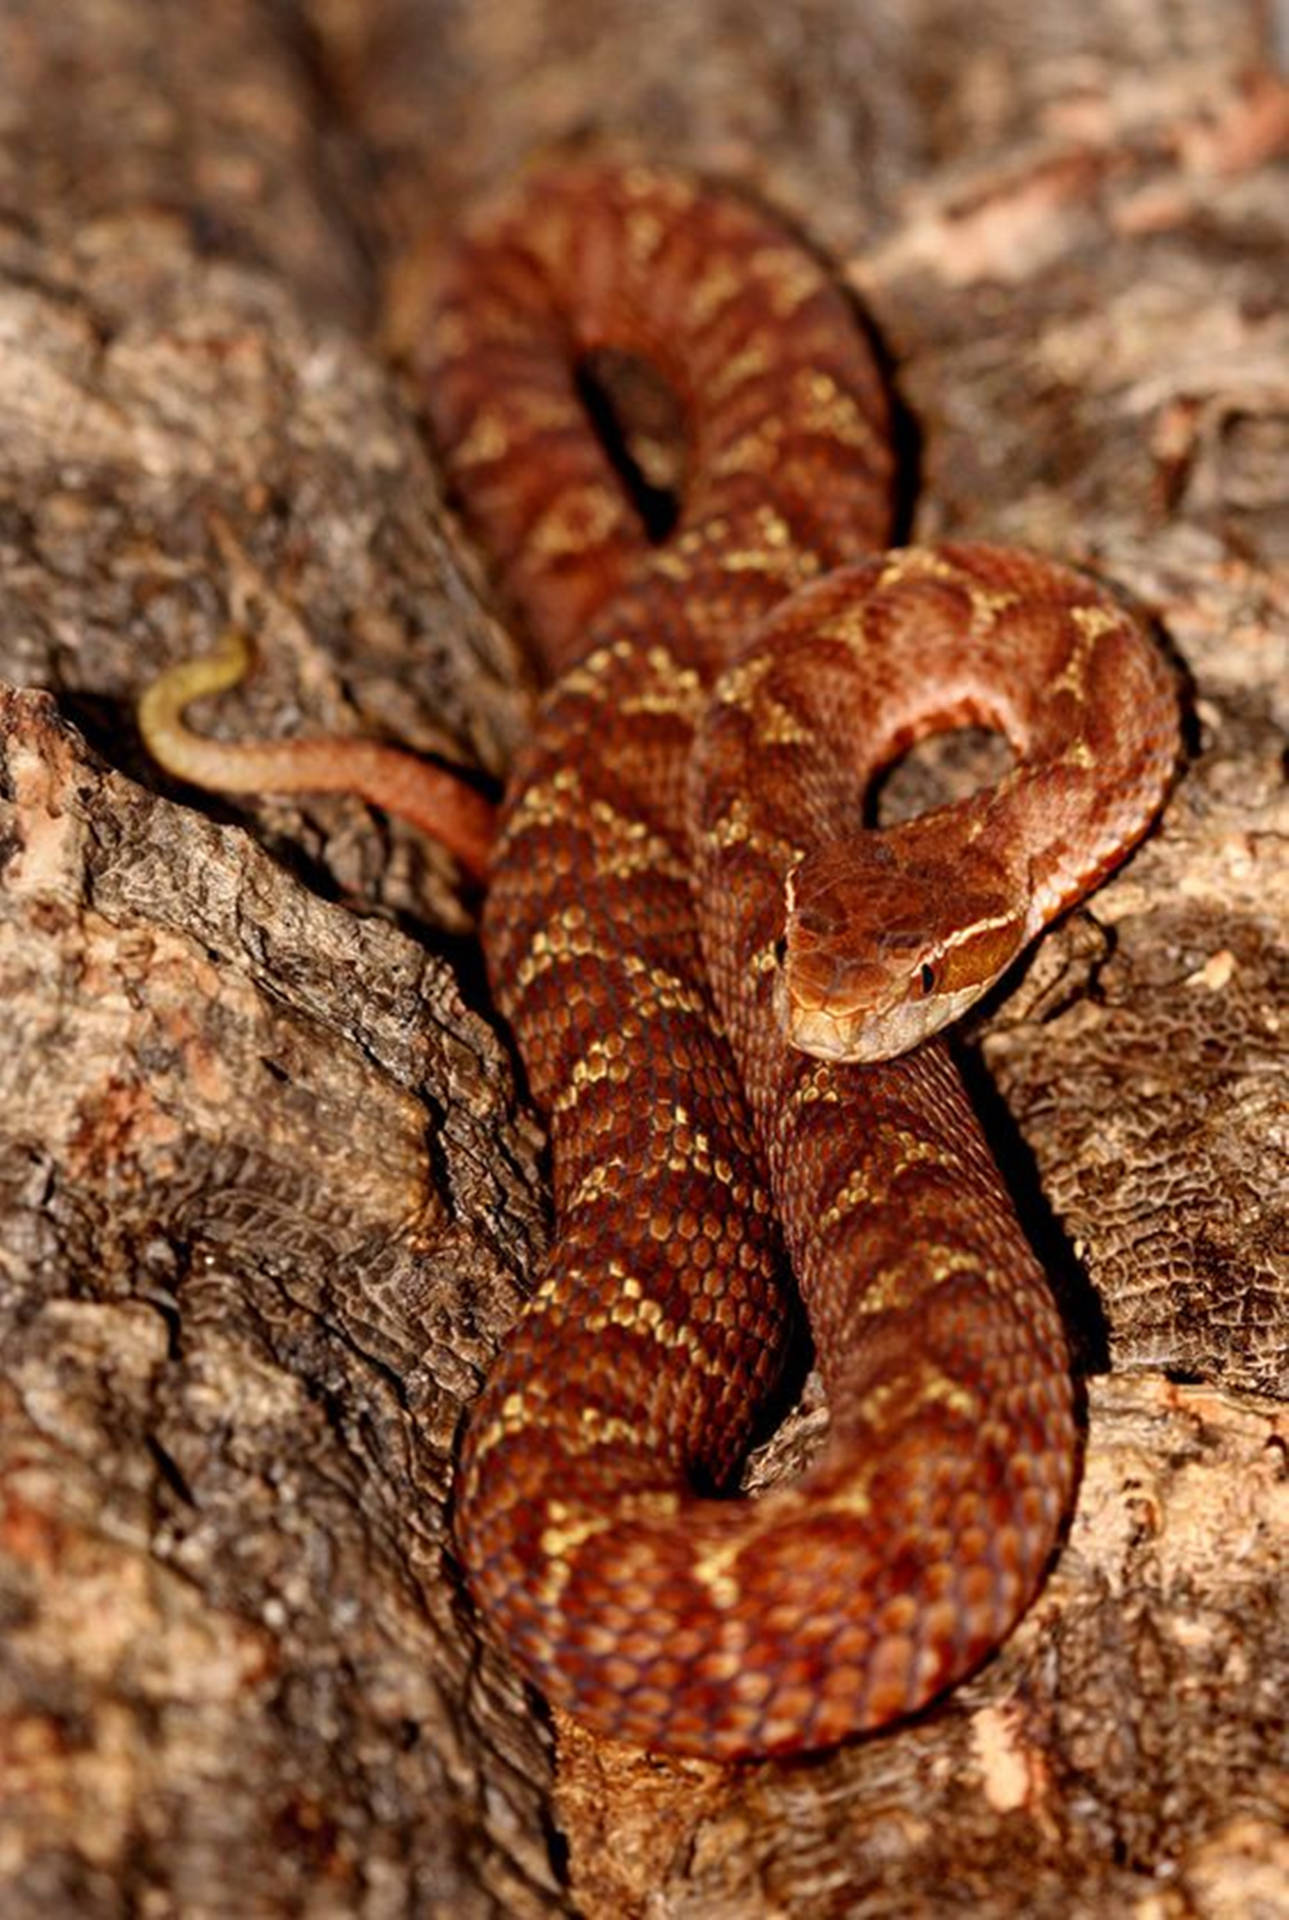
[781,972,991,1062]
[776,943,980,1062]
[778,842,1025,1063]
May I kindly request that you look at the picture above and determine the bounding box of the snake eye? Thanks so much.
[917,962,937,997]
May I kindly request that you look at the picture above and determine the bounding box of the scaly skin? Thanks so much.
[423,166,1177,1757]
[140,162,1179,1759]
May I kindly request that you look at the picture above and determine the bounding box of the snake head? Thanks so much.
[776,837,1027,1063]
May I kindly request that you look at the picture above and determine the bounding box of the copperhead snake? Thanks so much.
[139,162,1179,1760]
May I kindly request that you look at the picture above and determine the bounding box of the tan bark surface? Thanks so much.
[0,2,1284,1916]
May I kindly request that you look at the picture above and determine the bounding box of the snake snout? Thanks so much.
[777,930,905,1061]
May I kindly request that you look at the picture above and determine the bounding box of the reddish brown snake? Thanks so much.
[140,163,1178,1758]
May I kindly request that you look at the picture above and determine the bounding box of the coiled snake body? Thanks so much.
[142,163,1179,1759]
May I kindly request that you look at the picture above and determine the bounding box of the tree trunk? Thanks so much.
[0,3,1283,1915]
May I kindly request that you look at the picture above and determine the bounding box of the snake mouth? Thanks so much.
[784,1005,867,1061]
[775,961,979,1064]
[784,998,938,1064]
[773,967,888,1062]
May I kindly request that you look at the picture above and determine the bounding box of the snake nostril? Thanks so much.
[798,901,845,939]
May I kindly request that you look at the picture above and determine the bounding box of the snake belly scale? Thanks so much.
[141,162,1179,1760]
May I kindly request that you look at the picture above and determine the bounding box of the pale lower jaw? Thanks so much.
[776,972,956,1065]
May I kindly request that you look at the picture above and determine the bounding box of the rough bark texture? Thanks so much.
[0,2,1284,1917]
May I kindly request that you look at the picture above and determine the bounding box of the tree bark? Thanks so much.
[0,2,1284,1915]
